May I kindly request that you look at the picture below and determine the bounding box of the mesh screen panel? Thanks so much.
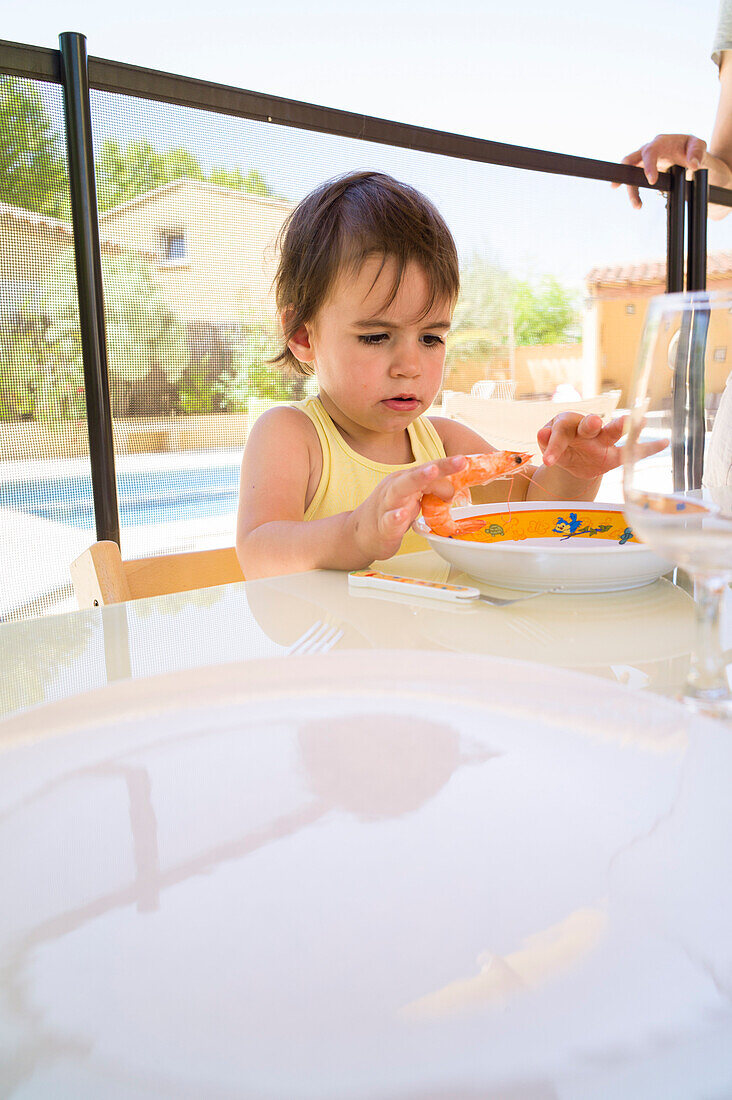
[0,66,675,621]
[0,75,94,622]
[88,89,668,563]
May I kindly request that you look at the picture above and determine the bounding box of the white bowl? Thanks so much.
[414,501,673,593]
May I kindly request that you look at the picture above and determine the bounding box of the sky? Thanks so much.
[4,0,731,288]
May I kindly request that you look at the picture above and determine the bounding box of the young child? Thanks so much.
[236,171,657,579]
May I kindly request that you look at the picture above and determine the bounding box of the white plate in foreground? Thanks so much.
[414,500,673,592]
[1,652,730,1099]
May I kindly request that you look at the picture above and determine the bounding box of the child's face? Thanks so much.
[290,256,452,440]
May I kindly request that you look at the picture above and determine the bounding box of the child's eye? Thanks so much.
[421,334,445,347]
[358,333,389,345]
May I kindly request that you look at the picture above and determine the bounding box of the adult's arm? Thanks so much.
[615,54,732,215]
[707,50,732,212]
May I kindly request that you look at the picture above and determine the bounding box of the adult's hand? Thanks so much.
[611,133,707,209]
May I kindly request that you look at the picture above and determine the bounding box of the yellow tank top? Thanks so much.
[295,396,446,556]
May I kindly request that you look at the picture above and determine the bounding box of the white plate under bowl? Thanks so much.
[414,500,673,593]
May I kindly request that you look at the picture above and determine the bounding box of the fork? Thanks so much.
[474,585,565,607]
[285,620,344,656]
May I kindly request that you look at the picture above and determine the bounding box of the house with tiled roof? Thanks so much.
[584,250,732,402]
[97,178,292,326]
[0,199,151,318]
[2,179,292,328]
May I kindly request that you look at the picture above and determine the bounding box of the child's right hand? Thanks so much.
[348,455,467,561]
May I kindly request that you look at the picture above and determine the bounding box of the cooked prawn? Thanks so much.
[421,451,533,537]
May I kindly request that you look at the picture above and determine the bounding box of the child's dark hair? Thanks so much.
[273,171,460,375]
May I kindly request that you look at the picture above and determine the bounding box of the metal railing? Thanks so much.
[1,31,730,545]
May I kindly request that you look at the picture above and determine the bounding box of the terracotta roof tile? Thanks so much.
[587,249,732,288]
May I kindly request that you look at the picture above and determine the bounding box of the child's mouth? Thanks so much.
[382,396,419,411]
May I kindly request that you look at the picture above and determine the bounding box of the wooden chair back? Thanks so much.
[71,540,244,608]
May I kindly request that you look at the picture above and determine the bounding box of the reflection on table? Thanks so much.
[2,650,731,1097]
[2,559,732,1097]
[1,550,729,722]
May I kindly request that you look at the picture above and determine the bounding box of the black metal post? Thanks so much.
[668,166,688,489]
[687,169,708,292]
[59,31,120,545]
[666,165,686,293]
[670,168,709,492]
[686,169,709,489]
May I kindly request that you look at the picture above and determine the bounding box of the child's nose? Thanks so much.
[390,348,420,376]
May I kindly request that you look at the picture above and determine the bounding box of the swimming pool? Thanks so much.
[0,463,241,529]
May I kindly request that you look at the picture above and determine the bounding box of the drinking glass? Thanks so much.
[623,290,732,720]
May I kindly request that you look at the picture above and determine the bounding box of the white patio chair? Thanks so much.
[470,379,516,400]
[470,380,496,398]
[442,390,622,460]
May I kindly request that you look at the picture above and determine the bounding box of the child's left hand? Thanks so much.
[537,413,665,481]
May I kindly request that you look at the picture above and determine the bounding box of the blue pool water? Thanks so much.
[0,464,240,529]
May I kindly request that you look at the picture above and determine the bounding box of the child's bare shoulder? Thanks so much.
[243,405,323,499]
[247,403,319,452]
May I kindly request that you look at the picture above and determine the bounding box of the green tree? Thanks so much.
[0,80,279,217]
[0,75,69,219]
[39,252,188,420]
[450,255,580,354]
[179,361,220,415]
[95,139,278,210]
[208,166,272,196]
[224,321,308,408]
[445,253,513,388]
[95,140,204,210]
[452,254,513,333]
[0,311,50,421]
[444,254,581,389]
[100,253,188,402]
[0,295,87,424]
[511,275,581,345]
[448,253,513,367]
